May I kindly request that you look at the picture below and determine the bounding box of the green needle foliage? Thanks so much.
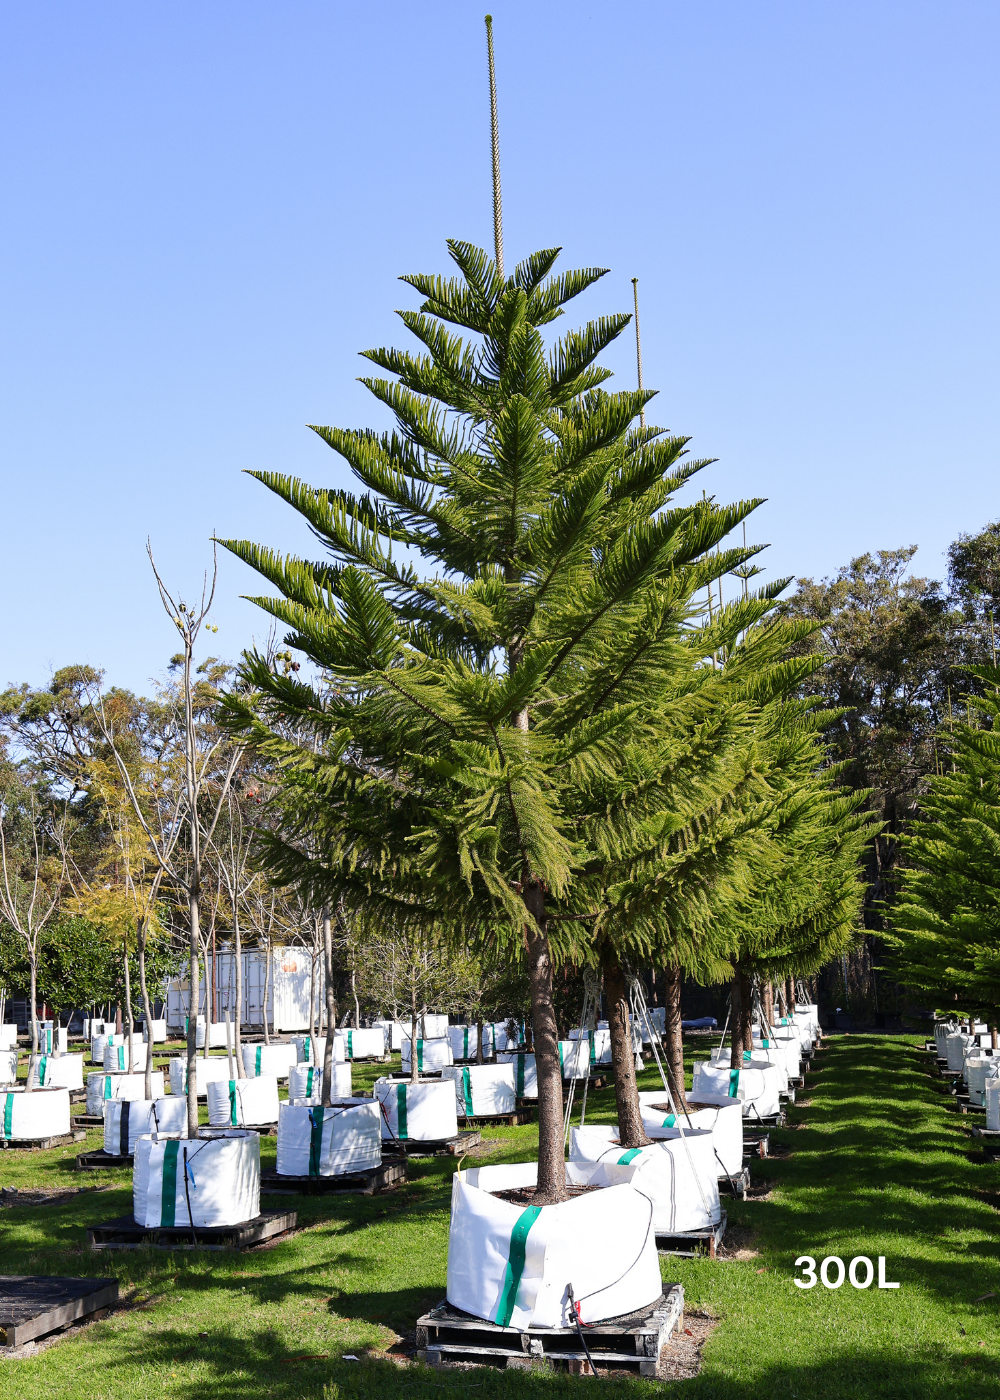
[220,239,776,1196]
[887,665,1000,1026]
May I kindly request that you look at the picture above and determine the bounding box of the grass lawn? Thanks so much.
[1,1034,998,1399]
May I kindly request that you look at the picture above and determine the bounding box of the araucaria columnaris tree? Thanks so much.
[221,241,762,1200]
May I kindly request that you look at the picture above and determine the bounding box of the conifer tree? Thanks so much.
[221,240,764,1198]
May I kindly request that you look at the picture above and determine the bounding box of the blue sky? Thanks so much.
[3,2,998,694]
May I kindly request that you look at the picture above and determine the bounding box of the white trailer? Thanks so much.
[165,946,321,1034]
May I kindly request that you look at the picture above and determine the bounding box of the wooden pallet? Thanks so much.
[415,1286,684,1377]
[459,1107,536,1127]
[71,1114,105,1130]
[656,1210,727,1259]
[87,1210,297,1252]
[780,1088,796,1104]
[0,1275,119,1346]
[746,1108,786,1128]
[743,1132,769,1159]
[0,1130,86,1153]
[718,1165,752,1200]
[260,1156,408,1196]
[970,1126,1000,1158]
[383,1129,481,1158]
[75,1149,131,1171]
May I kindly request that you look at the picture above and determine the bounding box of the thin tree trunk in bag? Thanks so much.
[663,960,686,1109]
[739,964,753,1053]
[137,918,155,1101]
[523,880,566,1202]
[601,947,651,1150]
[321,912,337,1105]
[729,972,744,1067]
[186,894,201,1138]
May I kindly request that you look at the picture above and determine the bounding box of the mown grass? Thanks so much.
[0,1035,998,1398]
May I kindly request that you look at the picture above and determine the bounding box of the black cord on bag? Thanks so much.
[566,1283,597,1376]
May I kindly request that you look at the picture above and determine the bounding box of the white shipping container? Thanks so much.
[167,947,321,1034]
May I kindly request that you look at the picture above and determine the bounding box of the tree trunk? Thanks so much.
[729,972,743,1067]
[262,941,272,1044]
[786,976,795,1015]
[352,970,360,1029]
[25,953,38,1093]
[234,911,245,1077]
[739,964,753,1052]
[663,960,686,1109]
[762,981,774,1033]
[991,1023,998,1051]
[601,946,650,1149]
[137,918,155,1100]
[524,880,566,1201]
[321,912,337,1105]
[409,967,419,1086]
[123,933,135,1074]
[187,893,201,1138]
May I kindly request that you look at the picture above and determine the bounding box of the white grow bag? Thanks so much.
[447,1162,662,1328]
[568,1126,721,1233]
[133,1130,260,1227]
[143,1020,168,1044]
[241,1043,298,1080]
[196,1021,231,1050]
[169,1056,234,1098]
[442,1064,516,1118]
[491,1022,525,1054]
[0,1087,71,1141]
[0,1050,17,1085]
[986,1076,1000,1131]
[946,1033,975,1074]
[104,1097,187,1155]
[374,1019,406,1051]
[207,1075,280,1127]
[375,1077,458,1142]
[292,1036,339,1065]
[967,1056,1000,1104]
[34,1026,68,1055]
[496,1051,537,1099]
[1,1025,19,1050]
[421,1013,450,1039]
[714,1046,788,1092]
[753,1035,801,1078]
[87,1071,165,1115]
[275,1099,381,1176]
[692,1060,783,1119]
[289,1062,352,1102]
[935,1022,956,1055]
[448,1025,494,1062]
[334,1028,386,1060]
[104,1042,148,1074]
[637,1090,744,1176]
[401,1038,454,1074]
[558,1039,590,1080]
[28,1053,84,1090]
[91,1033,123,1065]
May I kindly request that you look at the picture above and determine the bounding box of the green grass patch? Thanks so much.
[0,1036,997,1397]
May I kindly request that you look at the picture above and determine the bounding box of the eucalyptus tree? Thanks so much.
[221,239,764,1199]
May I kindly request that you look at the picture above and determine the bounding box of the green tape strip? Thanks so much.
[396,1083,408,1140]
[39,1055,47,1085]
[728,1069,740,1098]
[662,1112,676,1128]
[229,1080,238,1126]
[347,1030,353,1059]
[256,1045,262,1076]
[742,1051,751,1064]
[104,1075,112,1100]
[161,1139,178,1227]
[516,1055,525,1098]
[463,1027,469,1060]
[417,1040,423,1073]
[618,1148,643,1164]
[2,1092,13,1139]
[305,1067,314,1098]
[495,1207,541,1327]
[308,1107,325,1177]
[589,1035,596,1066]
[461,1066,474,1118]
[558,1043,564,1073]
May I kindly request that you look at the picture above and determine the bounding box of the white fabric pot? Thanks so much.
[637,1091,744,1177]
[292,1035,333,1064]
[87,1070,165,1115]
[715,1046,788,1091]
[133,1130,260,1227]
[496,1052,537,1099]
[375,1076,458,1142]
[289,1062,352,1102]
[104,1042,148,1073]
[946,1033,975,1073]
[275,1098,381,1176]
[491,1022,525,1054]
[34,1025,67,1055]
[0,1025,17,1050]
[196,1022,231,1050]
[0,1049,17,1085]
[421,1013,450,1040]
[447,1025,494,1062]
[401,1038,454,1073]
[692,1060,783,1118]
[91,1033,123,1064]
[447,1162,662,1327]
[334,1028,385,1060]
[142,1020,168,1044]
[241,1043,298,1080]
[104,1097,187,1154]
[966,1056,1000,1101]
[753,1036,801,1078]
[0,1087,71,1140]
[935,1022,956,1054]
[986,1076,1000,1131]
[374,1019,406,1051]
[207,1075,280,1127]
[568,1126,721,1233]
[442,1064,516,1118]
[28,1053,84,1090]
[558,1039,590,1079]
[168,1056,233,1098]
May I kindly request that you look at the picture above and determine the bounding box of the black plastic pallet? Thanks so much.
[416,1286,684,1377]
[260,1157,407,1196]
[383,1130,481,1158]
[86,1210,297,1252]
[656,1209,727,1259]
[75,1149,131,1171]
[0,1130,86,1152]
[0,1275,119,1346]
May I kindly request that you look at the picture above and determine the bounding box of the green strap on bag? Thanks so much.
[347,1031,353,1060]
[461,1067,474,1118]
[558,1043,565,1073]
[396,1083,408,1139]
[495,1206,542,1327]
[305,1067,315,1098]
[728,1068,740,1097]
[742,1050,752,1064]
[38,1056,47,1085]
[2,1092,13,1140]
[516,1055,525,1098]
[104,1075,112,1100]
[463,1028,469,1060]
[308,1107,325,1177]
[255,1045,262,1076]
[417,1040,423,1073]
[161,1139,179,1227]
[662,1112,676,1127]
[229,1080,238,1126]
[618,1148,642,1164]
